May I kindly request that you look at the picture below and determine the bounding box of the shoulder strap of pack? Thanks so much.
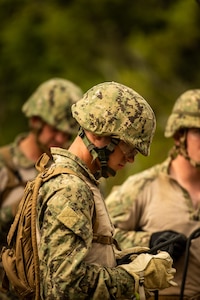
[35,153,80,181]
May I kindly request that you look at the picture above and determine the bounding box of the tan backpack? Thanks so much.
[0,153,81,300]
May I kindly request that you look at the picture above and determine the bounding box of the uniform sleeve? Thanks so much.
[0,165,14,238]
[0,206,13,243]
[105,174,152,249]
[0,164,9,194]
[38,174,136,300]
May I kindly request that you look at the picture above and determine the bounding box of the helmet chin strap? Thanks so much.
[79,128,119,179]
[169,130,200,168]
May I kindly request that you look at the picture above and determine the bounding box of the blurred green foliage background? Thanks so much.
[0,0,200,195]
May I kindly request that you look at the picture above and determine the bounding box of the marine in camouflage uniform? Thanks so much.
[106,89,200,299]
[36,81,176,299]
[0,78,83,299]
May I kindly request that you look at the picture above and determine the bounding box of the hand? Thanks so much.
[116,246,150,265]
[150,230,187,261]
[119,251,177,293]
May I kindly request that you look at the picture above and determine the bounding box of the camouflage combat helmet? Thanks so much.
[165,89,200,138]
[72,81,156,156]
[22,78,83,135]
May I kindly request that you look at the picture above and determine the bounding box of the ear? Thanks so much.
[173,129,186,145]
[85,130,111,147]
[29,116,43,130]
[92,134,111,147]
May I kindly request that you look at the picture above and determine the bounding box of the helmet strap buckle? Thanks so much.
[79,128,119,178]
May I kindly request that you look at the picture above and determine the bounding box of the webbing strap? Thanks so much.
[92,234,121,250]
[35,152,51,173]
[35,153,81,181]
[92,234,114,245]
[31,176,43,300]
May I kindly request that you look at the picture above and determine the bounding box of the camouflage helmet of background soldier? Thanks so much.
[165,89,200,167]
[72,81,156,178]
[22,78,83,150]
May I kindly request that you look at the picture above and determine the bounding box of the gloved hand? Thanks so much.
[150,230,187,261]
[119,251,177,294]
[116,246,150,265]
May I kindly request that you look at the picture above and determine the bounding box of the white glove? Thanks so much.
[119,251,177,294]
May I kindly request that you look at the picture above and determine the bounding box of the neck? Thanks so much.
[170,155,200,208]
[170,155,200,184]
[68,136,99,174]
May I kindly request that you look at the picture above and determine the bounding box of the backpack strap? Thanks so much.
[92,234,121,250]
[31,175,43,300]
[35,152,52,173]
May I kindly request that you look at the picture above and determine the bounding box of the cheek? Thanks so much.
[107,149,124,168]
[38,130,53,142]
[38,129,60,147]
[54,133,69,144]
[187,136,200,154]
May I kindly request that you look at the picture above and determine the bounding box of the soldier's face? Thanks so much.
[38,124,71,148]
[186,128,200,162]
[107,142,137,174]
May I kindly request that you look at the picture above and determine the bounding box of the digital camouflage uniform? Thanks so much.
[37,147,136,299]
[0,78,83,299]
[106,89,200,299]
[106,158,200,298]
[35,82,176,299]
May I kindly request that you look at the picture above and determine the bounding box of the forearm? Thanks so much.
[114,227,151,249]
[39,225,135,299]
[40,260,135,300]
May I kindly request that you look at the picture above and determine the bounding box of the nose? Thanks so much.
[55,132,69,145]
[126,156,135,163]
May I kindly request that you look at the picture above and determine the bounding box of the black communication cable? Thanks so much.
[179,228,200,300]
